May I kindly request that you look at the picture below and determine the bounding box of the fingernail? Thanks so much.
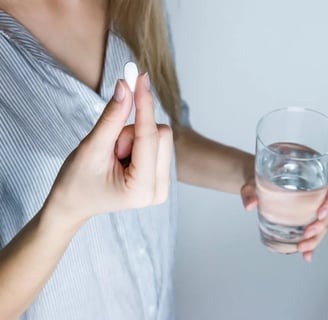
[318,208,328,221]
[113,80,125,102]
[305,228,317,239]
[144,72,151,91]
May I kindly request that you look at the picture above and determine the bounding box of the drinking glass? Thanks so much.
[256,107,328,254]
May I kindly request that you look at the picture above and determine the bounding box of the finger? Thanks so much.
[298,229,327,253]
[129,73,158,186]
[116,125,134,160]
[318,206,328,221]
[134,73,157,138]
[303,217,328,239]
[303,251,313,263]
[87,80,133,152]
[154,125,173,204]
[240,183,258,211]
[316,189,328,220]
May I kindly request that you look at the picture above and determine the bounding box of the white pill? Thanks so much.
[124,62,139,92]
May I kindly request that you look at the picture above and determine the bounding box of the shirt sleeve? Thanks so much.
[164,5,192,128]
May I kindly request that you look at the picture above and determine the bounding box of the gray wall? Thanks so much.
[166,1,328,319]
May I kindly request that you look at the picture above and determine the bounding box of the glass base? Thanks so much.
[258,213,308,254]
[260,230,298,254]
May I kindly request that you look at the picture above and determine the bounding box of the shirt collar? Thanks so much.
[0,9,122,105]
[0,9,75,75]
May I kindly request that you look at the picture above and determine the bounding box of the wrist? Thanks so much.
[39,196,88,236]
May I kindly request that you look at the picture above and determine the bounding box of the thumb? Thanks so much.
[241,182,258,211]
[87,80,133,151]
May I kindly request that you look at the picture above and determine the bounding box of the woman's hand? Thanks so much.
[46,73,173,223]
[241,180,328,262]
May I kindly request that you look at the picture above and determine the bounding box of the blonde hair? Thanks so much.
[107,0,182,128]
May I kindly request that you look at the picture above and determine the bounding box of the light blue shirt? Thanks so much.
[0,10,188,320]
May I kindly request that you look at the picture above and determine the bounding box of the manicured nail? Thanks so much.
[305,228,317,239]
[318,208,328,221]
[144,72,151,91]
[113,80,125,102]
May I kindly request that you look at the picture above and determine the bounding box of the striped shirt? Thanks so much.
[0,9,186,320]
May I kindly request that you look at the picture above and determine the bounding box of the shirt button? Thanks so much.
[137,247,146,257]
[94,102,105,113]
[148,305,156,318]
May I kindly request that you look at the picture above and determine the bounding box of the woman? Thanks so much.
[0,1,326,319]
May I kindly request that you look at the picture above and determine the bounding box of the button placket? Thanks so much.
[137,246,147,258]
[148,304,157,319]
[119,214,159,320]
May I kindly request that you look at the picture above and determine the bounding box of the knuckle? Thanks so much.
[132,188,156,208]
[150,129,160,140]
[135,97,154,115]
[136,127,159,140]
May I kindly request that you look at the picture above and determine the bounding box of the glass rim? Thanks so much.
[256,106,328,161]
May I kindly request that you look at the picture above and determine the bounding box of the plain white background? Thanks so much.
[166,0,328,319]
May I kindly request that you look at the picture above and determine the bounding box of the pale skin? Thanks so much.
[0,0,327,318]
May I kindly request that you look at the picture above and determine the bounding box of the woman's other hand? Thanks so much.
[241,179,328,262]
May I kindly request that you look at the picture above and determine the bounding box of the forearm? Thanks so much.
[0,202,85,320]
[175,127,255,193]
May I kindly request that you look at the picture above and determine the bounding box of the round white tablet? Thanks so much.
[124,62,139,92]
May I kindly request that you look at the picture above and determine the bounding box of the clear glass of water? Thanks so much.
[256,107,328,254]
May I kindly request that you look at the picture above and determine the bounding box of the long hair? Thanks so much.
[107,0,182,128]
